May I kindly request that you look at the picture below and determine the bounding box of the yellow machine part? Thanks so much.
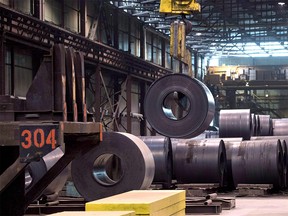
[160,0,200,14]
[170,21,186,59]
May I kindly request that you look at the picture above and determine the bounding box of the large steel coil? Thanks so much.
[251,113,260,136]
[25,147,69,200]
[273,119,288,136]
[250,136,287,188]
[138,136,172,187]
[25,160,47,192]
[174,139,227,186]
[222,139,243,188]
[219,109,252,140]
[231,139,284,188]
[258,115,272,136]
[71,132,155,201]
[281,140,287,188]
[144,73,215,138]
[42,147,69,197]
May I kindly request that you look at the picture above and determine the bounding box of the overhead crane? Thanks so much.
[159,0,201,59]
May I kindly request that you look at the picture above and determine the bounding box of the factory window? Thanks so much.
[145,31,152,61]
[5,47,33,97]
[118,14,129,52]
[172,58,180,73]
[44,0,62,26]
[64,0,80,33]
[86,0,101,39]
[14,0,31,14]
[5,47,12,95]
[130,20,140,57]
[153,35,162,65]
[14,49,33,97]
[165,40,171,69]
[0,0,9,6]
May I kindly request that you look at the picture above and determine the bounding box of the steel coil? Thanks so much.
[25,160,47,192]
[273,119,288,136]
[281,140,287,188]
[144,73,215,138]
[25,147,69,200]
[250,136,287,188]
[71,132,155,201]
[138,136,172,187]
[222,139,242,188]
[42,147,69,197]
[219,109,252,140]
[258,115,272,136]
[231,139,284,188]
[174,139,227,186]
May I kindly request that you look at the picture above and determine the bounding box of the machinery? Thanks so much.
[0,44,102,215]
[160,0,200,60]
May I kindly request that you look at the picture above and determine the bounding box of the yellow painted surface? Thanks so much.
[48,211,135,216]
[136,200,185,216]
[170,209,186,216]
[86,190,185,214]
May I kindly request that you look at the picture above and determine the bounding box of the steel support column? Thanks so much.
[80,0,87,37]
[94,65,101,122]
[0,31,5,95]
[193,51,198,79]
[139,82,147,136]
[126,75,132,133]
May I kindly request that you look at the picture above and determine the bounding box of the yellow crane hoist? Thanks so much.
[160,0,200,14]
[160,0,200,60]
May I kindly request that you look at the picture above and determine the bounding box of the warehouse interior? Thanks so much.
[0,0,287,216]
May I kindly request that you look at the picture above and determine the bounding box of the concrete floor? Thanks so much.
[190,196,288,216]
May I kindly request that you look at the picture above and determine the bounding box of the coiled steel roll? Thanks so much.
[231,139,284,188]
[251,113,260,136]
[250,136,287,188]
[222,139,242,188]
[144,73,215,138]
[174,139,227,187]
[42,147,69,197]
[25,147,69,200]
[219,109,252,140]
[71,132,155,201]
[258,114,272,136]
[282,140,287,188]
[25,160,47,192]
[139,136,172,187]
[273,119,288,136]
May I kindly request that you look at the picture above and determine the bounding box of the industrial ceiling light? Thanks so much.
[278,2,285,6]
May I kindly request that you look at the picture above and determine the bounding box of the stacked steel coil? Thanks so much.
[71,132,155,201]
[273,119,288,136]
[173,139,227,187]
[219,109,252,140]
[144,73,215,138]
[138,136,173,188]
[231,139,284,188]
